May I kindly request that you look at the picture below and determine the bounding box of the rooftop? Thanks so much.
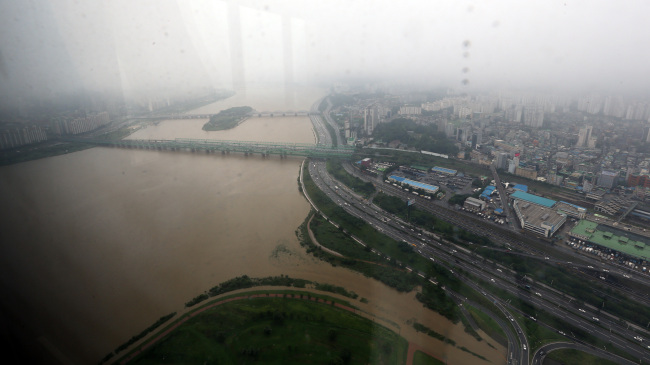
[570,220,650,261]
[510,190,557,208]
[555,201,587,215]
[432,166,457,174]
[388,175,439,193]
[513,184,528,192]
[515,201,566,229]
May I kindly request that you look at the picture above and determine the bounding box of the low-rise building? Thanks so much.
[569,220,650,262]
[513,200,566,237]
[515,166,538,180]
[555,201,587,219]
[432,166,457,176]
[388,175,439,194]
[464,197,486,212]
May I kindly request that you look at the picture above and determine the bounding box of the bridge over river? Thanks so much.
[66,137,354,159]
[131,110,311,120]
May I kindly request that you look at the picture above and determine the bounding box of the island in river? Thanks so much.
[202,106,253,131]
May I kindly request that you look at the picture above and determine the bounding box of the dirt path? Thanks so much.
[307,214,344,257]
[406,341,446,365]
[119,291,360,364]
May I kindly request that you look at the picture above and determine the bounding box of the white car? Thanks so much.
[523,344,527,351]
[593,317,600,322]
[535,292,542,297]
[634,336,643,342]
[578,308,586,313]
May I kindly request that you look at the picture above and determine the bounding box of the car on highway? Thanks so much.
[634,336,643,342]
[592,317,599,322]
[490,278,495,283]
[535,292,542,297]
[523,344,527,351]
[579,308,586,313]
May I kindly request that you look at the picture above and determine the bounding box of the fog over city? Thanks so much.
[1,0,649,107]
[5,1,650,364]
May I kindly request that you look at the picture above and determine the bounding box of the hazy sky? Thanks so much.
[1,0,649,105]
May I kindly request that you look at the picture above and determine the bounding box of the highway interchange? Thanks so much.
[304,98,649,364]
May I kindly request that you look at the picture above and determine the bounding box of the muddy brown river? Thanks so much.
[0,86,504,364]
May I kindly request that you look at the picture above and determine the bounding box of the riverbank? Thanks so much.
[117,289,408,365]
[0,126,138,166]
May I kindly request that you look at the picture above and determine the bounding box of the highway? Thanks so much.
[332,163,650,363]
[532,342,637,365]
[305,98,650,364]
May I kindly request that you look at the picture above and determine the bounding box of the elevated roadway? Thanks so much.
[305,103,650,364]
[64,137,354,159]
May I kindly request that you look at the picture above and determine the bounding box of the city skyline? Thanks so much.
[2,0,650,108]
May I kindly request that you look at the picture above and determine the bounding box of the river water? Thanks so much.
[0,85,504,364]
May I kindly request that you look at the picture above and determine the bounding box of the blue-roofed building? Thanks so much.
[432,166,457,176]
[513,184,528,192]
[388,175,439,194]
[480,185,496,200]
[510,190,556,208]
[494,208,504,215]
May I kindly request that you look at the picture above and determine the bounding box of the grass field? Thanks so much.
[544,348,618,365]
[412,350,445,365]
[129,295,408,365]
[465,304,508,347]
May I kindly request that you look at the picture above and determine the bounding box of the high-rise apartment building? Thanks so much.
[522,105,544,127]
[496,152,508,170]
[576,125,593,147]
